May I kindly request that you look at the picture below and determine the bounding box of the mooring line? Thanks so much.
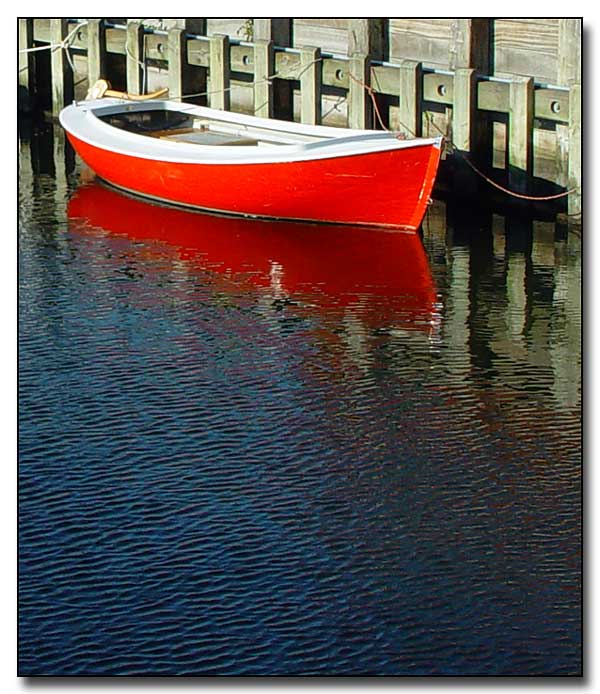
[348,68,578,203]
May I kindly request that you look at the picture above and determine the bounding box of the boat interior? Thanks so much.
[99,109,327,147]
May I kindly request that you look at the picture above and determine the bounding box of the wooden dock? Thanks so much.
[18,18,582,221]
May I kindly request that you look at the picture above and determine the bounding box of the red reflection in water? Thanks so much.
[68,180,438,331]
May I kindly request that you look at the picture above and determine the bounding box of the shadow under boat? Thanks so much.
[67,179,439,335]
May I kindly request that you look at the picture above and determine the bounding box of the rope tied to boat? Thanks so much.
[19,20,89,78]
[349,68,579,203]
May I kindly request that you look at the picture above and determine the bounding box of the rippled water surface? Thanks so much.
[18,123,581,676]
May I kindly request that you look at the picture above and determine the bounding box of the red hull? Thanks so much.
[66,133,441,231]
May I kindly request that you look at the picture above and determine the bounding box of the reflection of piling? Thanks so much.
[421,196,581,412]
[18,18,581,222]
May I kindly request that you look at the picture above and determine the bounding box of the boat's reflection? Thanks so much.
[67,180,439,334]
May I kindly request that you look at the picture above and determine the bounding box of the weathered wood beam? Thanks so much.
[397,59,422,137]
[558,18,581,217]
[87,19,107,86]
[126,20,144,95]
[449,19,491,73]
[300,46,322,125]
[568,81,581,218]
[210,34,230,111]
[348,19,387,60]
[50,18,74,116]
[508,75,534,190]
[254,19,293,120]
[254,39,274,118]
[18,18,35,95]
[348,53,370,129]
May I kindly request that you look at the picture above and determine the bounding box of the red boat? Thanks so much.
[60,97,442,230]
[67,181,439,332]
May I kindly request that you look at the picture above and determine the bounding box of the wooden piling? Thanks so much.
[568,81,581,219]
[452,68,476,152]
[450,19,490,165]
[300,46,322,125]
[348,53,370,129]
[349,20,386,130]
[18,18,35,98]
[86,19,107,87]
[508,75,534,191]
[126,20,144,95]
[168,29,186,101]
[348,19,387,60]
[254,19,293,120]
[209,34,230,111]
[254,39,274,118]
[449,19,490,74]
[49,18,73,116]
[558,19,581,218]
[395,59,422,137]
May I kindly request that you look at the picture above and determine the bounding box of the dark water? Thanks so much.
[18,123,581,676]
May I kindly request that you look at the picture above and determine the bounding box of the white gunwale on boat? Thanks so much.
[60,98,442,166]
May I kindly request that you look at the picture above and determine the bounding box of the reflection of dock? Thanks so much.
[423,199,581,412]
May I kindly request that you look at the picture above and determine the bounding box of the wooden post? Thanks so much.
[50,19,74,116]
[449,19,490,74]
[168,28,186,101]
[452,68,476,151]
[450,19,491,166]
[348,20,386,129]
[558,18,581,86]
[508,75,534,192]
[86,19,106,87]
[209,34,230,111]
[254,19,293,120]
[300,46,321,125]
[349,53,370,129]
[254,39,274,118]
[126,20,144,95]
[557,19,581,218]
[18,19,35,94]
[397,59,422,137]
[348,19,387,60]
[568,81,581,219]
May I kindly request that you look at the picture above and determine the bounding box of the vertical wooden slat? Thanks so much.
[557,18,581,217]
[254,39,274,118]
[18,18,35,93]
[253,19,293,120]
[210,34,230,111]
[253,19,292,47]
[50,18,73,116]
[168,28,186,101]
[558,18,581,85]
[87,19,106,87]
[508,75,534,191]
[453,68,476,151]
[451,18,491,167]
[348,53,370,129]
[568,81,581,218]
[348,19,387,60]
[300,46,321,125]
[348,20,386,129]
[396,59,422,137]
[126,20,144,95]
[449,19,491,73]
